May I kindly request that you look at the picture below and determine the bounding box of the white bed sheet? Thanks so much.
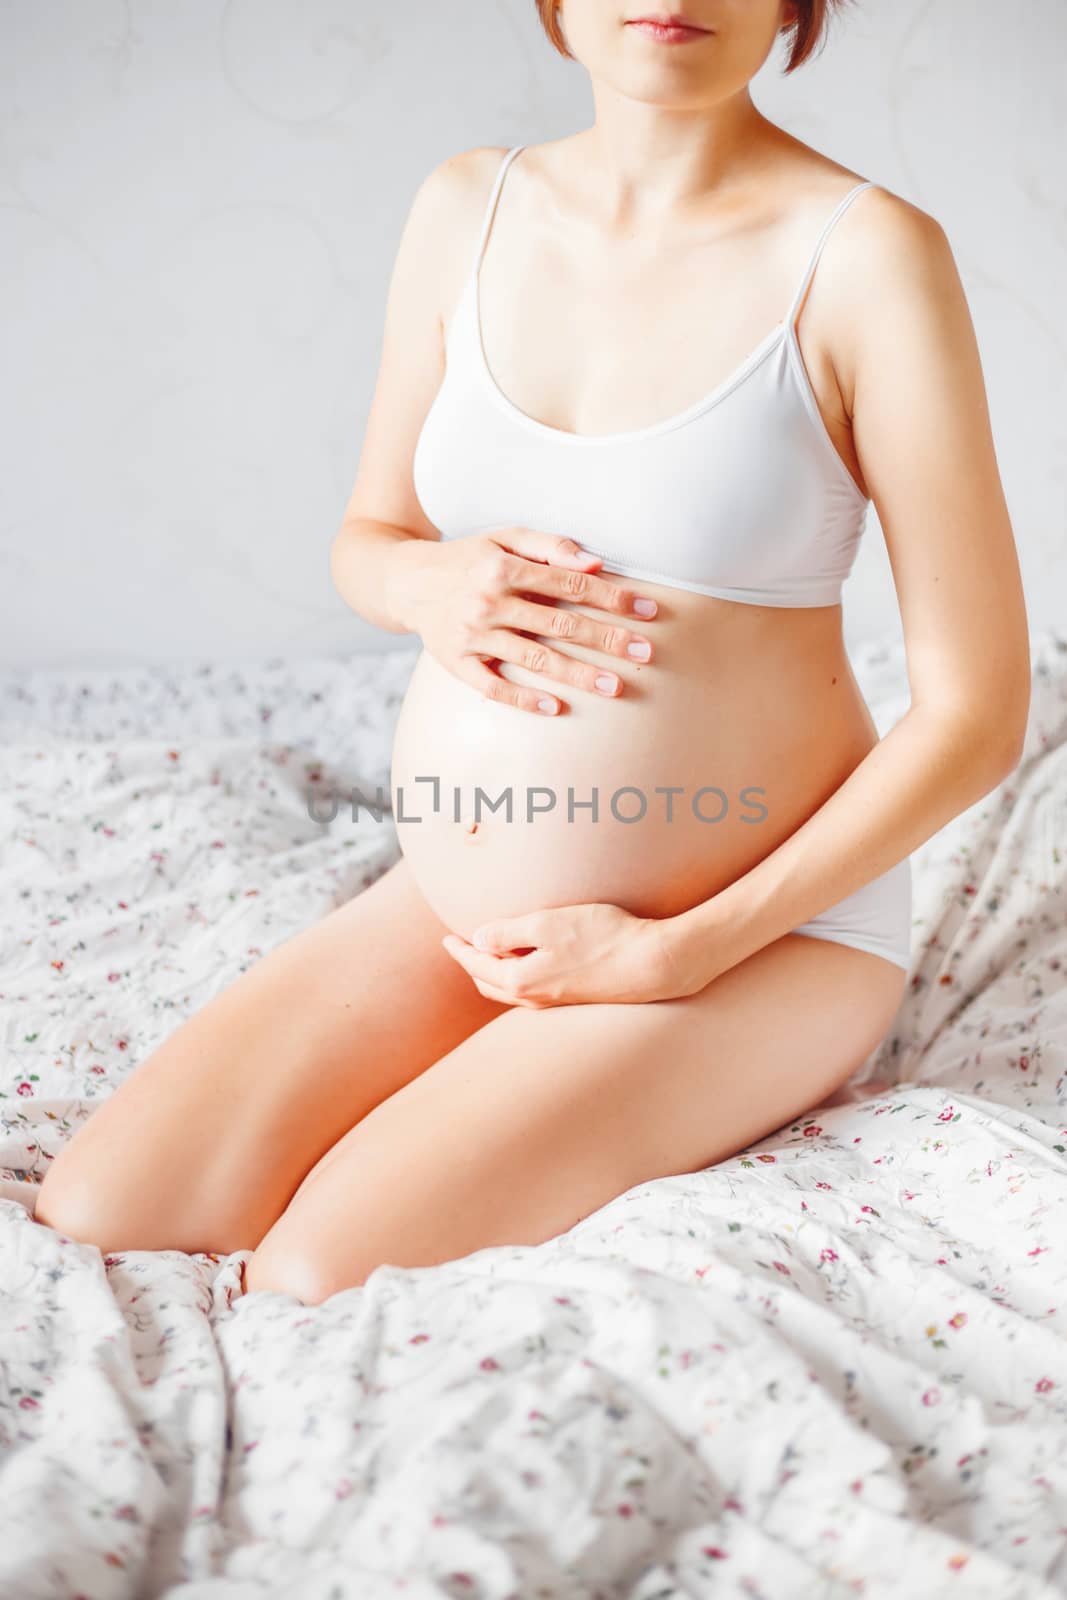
[1,633,1065,1599]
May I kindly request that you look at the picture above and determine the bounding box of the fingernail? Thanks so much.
[595,674,619,695]
[632,598,657,617]
[473,928,488,949]
[626,640,651,661]
[537,697,559,714]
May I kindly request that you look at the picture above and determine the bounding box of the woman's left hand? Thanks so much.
[440,901,690,1008]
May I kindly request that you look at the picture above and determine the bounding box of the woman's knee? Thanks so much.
[34,1150,247,1256]
[34,1165,121,1249]
[243,1236,368,1304]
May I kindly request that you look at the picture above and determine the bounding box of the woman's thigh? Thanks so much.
[245,932,907,1304]
[34,857,510,1254]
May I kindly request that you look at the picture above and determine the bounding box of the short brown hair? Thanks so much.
[534,2,854,74]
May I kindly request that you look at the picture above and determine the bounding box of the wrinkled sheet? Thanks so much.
[1,634,1065,1599]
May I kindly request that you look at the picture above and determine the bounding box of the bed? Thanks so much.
[2,629,1065,1599]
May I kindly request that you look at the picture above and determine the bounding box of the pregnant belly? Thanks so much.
[389,621,874,940]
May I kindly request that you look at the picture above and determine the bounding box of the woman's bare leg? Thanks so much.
[244,932,907,1304]
[34,857,510,1254]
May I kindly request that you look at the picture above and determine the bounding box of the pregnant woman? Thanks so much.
[36,1,1030,1305]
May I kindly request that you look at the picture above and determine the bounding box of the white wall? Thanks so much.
[2,0,1063,669]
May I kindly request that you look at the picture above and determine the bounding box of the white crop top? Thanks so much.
[413,144,876,607]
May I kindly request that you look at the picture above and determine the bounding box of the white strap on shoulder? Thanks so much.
[473,145,527,271]
[786,179,876,329]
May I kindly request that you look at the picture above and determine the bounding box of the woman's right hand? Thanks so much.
[392,526,659,716]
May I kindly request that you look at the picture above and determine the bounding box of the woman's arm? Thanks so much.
[329,149,478,634]
[659,192,1031,995]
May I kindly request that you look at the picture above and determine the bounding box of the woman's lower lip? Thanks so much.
[626,20,710,43]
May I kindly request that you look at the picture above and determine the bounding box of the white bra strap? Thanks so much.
[472,144,527,274]
[786,179,876,329]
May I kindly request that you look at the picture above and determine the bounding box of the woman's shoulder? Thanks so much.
[808,171,953,303]
[397,145,515,283]
[415,144,515,216]
[786,161,967,398]
[774,152,952,322]
[769,131,932,233]
[792,154,943,247]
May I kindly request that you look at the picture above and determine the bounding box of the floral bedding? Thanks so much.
[1,632,1065,1599]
